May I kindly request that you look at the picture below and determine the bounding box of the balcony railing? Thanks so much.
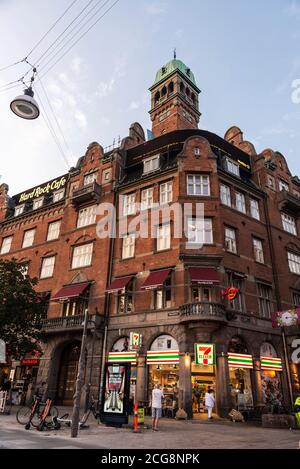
[179,302,227,323]
[72,181,102,206]
[278,190,300,214]
[41,314,103,332]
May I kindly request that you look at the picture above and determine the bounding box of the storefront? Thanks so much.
[147,335,179,417]
[260,342,283,411]
[228,337,254,411]
[110,337,137,409]
[192,343,216,415]
[10,351,42,404]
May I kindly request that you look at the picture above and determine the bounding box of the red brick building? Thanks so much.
[0,57,299,416]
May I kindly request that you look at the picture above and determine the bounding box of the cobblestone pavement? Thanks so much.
[0,407,299,449]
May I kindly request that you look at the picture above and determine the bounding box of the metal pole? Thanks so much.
[71,308,88,438]
[98,323,108,408]
[85,325,96,413]
[281,327,294,410]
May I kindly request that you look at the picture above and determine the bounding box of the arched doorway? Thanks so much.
[228,336,254,410]
[56,342,81,406]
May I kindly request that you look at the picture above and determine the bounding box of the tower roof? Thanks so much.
[152,58,197,89]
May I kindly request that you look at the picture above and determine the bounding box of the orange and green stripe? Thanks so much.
[261,357,283,372]
[147,350,179,365]
[228,352,253,369]
[107,352,137,364]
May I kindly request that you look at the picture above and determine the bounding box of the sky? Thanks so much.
[0,0,300,196]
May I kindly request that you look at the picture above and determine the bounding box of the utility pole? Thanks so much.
[71,308,88,438]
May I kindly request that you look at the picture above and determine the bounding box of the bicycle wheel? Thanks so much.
[16,406,32,425]
[44,405,59,422]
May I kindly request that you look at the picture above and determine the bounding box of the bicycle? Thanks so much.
[79,396,100,428]
[16,396,59,427]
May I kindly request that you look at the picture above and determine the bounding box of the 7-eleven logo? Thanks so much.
[130,332,142,347]
[195,343,215,365]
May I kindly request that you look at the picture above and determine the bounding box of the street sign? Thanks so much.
[194,343,215,365]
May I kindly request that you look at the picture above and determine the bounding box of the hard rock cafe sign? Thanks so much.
[15,175,68,204]
[222,287,240,301]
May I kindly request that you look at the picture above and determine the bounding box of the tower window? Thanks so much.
[191,92,196,104]
[154,91,160,104]
[168,82,174,94]
[186,87,190,97]
[162,86,167,97]
[180,82,184,93]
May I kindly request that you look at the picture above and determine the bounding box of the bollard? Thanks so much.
[133,402,139,433]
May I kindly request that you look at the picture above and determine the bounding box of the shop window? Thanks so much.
[154,274,172,309]
[260,343,283,410]
[116,280,134,314]
[228,337,253,411]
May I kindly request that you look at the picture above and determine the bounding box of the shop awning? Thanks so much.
[107,352,137,365]
[51,282,90,302]
[228,353,253,369]
[106,276,134,293]
[188,267,220,285]
[147,350,179,365]
[261,357,283,372]
[141,269,172,290]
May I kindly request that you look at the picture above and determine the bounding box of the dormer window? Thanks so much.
[226,158,240,177]
[15,204,25,216]
[143,155,160,174]
[33,197,44,210]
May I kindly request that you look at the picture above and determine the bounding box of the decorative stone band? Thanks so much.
[228,352,253,369]
[260,357,283,372]
[107,352,137,365]
[146,350,180,365]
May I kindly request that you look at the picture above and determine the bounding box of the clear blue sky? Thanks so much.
[0,0,299,195]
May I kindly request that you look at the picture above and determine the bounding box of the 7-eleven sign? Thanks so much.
[130,332,142,348]
[195,343,215,366]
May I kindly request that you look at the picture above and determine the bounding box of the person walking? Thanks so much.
[151,384,164,431]
[205,388,215,420]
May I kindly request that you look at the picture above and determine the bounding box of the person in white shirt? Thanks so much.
[204,388,215,420]
[151,384,164,431]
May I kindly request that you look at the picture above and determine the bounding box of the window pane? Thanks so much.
[0,236,13,254]
[22,229,35,248]
[47,221,61,241]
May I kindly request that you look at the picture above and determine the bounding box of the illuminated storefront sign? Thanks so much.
[107,352,137,365]
[260,357,283,372]
[228,353,253,369]
[16,175,67,204]
[194,343,215,366]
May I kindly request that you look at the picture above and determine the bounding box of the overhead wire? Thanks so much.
[38,0,120,80]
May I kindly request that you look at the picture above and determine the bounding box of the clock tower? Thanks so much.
[149,56,201,137]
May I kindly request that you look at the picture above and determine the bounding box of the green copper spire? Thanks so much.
[152,57,198,88]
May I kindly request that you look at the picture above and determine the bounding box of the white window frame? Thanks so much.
[77,205,97,228]
[33,197,44,210]
[160,181,173,204]
[279,179,289,192]
[253,238,264,263]
[72,243,93,269]
[122,234,135,259]
[220,184,231,207]
[22,229,35,248]
[236,192,246,214]
[250,199,260,220]
[293,292,300,307]
[123,193,136,216]
[15,205,25,216]
[84,172,97,186]
[141,187,154,210]
[187,174,210,196]
[187,217,213,245]
[281,213,297,235]
[40,256,55,279]
[257,283,272,318]
[288,251,300,275]
[143,155,160,174]
[156,223,171,251]
[225,227,237,254]
[226,158,240,177]
[53,189,65,202]
[47,221,61,241]
[0,236,13,254]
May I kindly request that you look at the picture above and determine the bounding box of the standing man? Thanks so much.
[204,388,215,420]
[152,384,164,431]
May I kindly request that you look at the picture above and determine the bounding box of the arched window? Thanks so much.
[180,82,184,93]
[228,336,248,354]
[191,92,196,104]
[162,86,167,97]
[154,91,160,104]
[112,337,129,352]
[168,81,174,94]
[186,87,190,98]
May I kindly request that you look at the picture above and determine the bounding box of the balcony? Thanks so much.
[41,314,103,333]
[278,190,300,215]
[179,302,227,325]
[72,182,102,206]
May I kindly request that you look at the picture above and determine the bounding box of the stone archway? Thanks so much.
[55,341,81,406]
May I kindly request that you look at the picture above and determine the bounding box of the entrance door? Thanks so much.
[56,342,81,405]
[191,363,216,415]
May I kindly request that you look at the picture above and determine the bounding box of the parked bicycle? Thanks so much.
[16,396,58,427]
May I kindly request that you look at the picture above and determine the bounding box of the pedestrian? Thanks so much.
[205,388,215,420]
[151,384,164,431]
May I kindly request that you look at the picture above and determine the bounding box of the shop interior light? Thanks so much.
[10,87,40,120]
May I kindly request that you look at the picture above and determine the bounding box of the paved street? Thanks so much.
[0,407,300,449]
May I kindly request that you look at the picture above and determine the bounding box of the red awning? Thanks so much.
[188,267,219,285]
[141,269,172,290]
[106,276,134,293]
[51,283,90,302]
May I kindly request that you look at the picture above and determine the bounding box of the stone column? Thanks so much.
[216,353,231,418]
[136,354,147,404]
[178,353,192,419]
[252,357,264,411]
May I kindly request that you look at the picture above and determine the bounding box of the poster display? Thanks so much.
[100,363,131,426]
